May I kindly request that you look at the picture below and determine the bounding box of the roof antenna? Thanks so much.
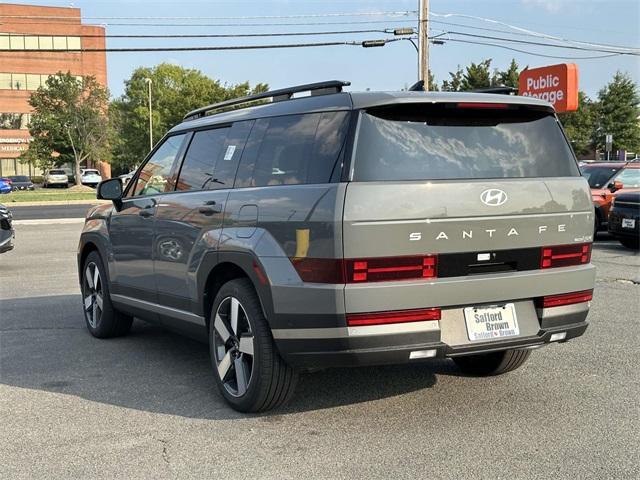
[408,80,425,92]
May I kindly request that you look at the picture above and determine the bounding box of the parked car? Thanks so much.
[43,169,69,188]
[0,178,12,195]
[78,81,595,412]
[0,204,15,253]
[580,162,640,234]
[608,192,640,249]
[80,169,102,188]
[7,175,35,191]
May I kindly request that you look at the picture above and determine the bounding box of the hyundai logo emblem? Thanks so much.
[480,189,508,206]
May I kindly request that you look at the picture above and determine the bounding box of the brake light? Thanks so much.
[541,243,591,268]
[290,255,437,284]
[345,255,437,283]
[537,290,593,308]
[346,307,441,326]
[456,102,509,109]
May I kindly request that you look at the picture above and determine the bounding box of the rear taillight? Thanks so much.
[290,255,437,284]
[345,255,437,283]
[541,243,591,268]
[346,307,441,326]
[536,289,593,308]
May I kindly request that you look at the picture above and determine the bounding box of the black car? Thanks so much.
[7,175,35,191]
[608,192,640,249]
[0,204,15,254]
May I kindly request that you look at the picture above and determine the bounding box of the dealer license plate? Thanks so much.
[463,303,519,341]
[622,218,636,229]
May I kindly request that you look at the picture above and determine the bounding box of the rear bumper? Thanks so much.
[608,209,639,238]
[275,301,590,369]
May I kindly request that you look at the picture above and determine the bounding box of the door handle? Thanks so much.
[198,201,223,215]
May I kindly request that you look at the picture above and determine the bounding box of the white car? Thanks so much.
[80,169,102,187]
[43,169,69,188]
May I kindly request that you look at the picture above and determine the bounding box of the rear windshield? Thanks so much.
[49,170,66,175]
[83,170,100,175]
[580,166,620,188]
[352,104,579,181]
[9,176,28,182]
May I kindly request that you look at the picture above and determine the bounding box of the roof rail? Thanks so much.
[183,80,351,121]
[470,86,518,95]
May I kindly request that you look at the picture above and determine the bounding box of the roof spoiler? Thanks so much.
[183,80,351,121]
[408,82,518,96]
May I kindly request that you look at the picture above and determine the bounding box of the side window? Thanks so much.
[132,134,186,197]
[251,114,320,187]
[310,111,350,183]
[615,168,640,188]
[175,127,229,191]
[212,120,254,188]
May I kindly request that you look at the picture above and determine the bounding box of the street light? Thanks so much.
[144,77,153,151]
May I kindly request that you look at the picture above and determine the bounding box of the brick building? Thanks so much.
[0,3,106,177]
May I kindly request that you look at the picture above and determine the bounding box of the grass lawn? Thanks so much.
[1,188,97,203]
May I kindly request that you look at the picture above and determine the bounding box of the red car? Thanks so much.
[580,162,640,234]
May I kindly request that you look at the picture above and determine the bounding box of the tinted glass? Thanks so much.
[213,121,253,188]
[581,166,620,188]
[9,176,29,182]
[49,170,66,175]
[133,134,186,196]
[176,127,229,191]
[353,105,579,181]
[234,113,349,188]
[614,168,640,188]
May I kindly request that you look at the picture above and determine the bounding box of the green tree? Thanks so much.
[441,65,464,91]
[21,72,110,185]
[111,63,268,173]
[491,58,521,88]
[593,71,640,152]
[427,70,439,91]
[557,92,596,157]
[460,59,493,91]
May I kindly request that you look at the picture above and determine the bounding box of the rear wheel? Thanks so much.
[619,237,640,249]
[209,278,297,412]
[453,349,531,376]
[82,251,133,338]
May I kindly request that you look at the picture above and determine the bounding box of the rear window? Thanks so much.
[9,176,28,182]
[83,170,100,175]
[49,170,66,175]
[352,104,579,181]
[580,166,620,188]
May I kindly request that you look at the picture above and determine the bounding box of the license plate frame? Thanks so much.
[463,303,520,342]
[622,218,636,229]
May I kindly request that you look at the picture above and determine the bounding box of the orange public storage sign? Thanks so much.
[518,63,578,112]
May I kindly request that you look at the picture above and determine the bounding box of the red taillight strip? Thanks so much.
[537,289,593,308]
[346,307,441,326]
[541,243,591,269]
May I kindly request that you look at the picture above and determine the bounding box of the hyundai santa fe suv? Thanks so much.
[78,81,596,412]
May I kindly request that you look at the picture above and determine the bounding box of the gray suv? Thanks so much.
[78,81,596,412]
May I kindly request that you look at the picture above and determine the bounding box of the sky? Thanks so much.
[6,0,640,99]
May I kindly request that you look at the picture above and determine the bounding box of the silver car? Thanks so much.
[78,81,595,412]
[80,168,102,187]
[43,169,69,188]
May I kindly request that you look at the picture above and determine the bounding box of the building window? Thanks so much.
[0,33,81,51]
[0,113,31,130]
[0,73,84,91]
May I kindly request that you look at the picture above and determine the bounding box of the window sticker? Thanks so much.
[224,145,236,161]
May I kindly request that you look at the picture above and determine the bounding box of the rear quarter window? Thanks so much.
[352,104,579,181]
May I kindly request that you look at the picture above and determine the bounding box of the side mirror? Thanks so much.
[608,180,623,192]
[97,178,123,201]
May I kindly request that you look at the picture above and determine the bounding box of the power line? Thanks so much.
[0,38,403,53]
[438,38,624,60]
[0,10,418,20]
[0,19,418,27]
[446,31,640,55]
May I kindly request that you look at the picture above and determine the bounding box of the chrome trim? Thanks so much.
[110,294,205,326]
[272,320,440,340]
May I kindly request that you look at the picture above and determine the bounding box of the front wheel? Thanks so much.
[453,349,531,376]
[209,278,297,412]
[82,251,133,338]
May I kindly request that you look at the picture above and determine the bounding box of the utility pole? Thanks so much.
[418,0,429,89]
[145,77,153,151]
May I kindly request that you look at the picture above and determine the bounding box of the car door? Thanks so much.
[153,121,253,329]
[108,133,188,308]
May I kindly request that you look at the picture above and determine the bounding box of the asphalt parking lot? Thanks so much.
[1,218,639,479]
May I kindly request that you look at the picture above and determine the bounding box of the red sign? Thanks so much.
[519,63,578,112]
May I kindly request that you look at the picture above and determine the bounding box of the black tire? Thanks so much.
[619,237,640,250]
[209,278,297,413]
[453,349,531,376]
[81,251,133,338]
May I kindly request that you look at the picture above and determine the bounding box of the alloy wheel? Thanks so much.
[83,262,104,328]
[212,296,255,397]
